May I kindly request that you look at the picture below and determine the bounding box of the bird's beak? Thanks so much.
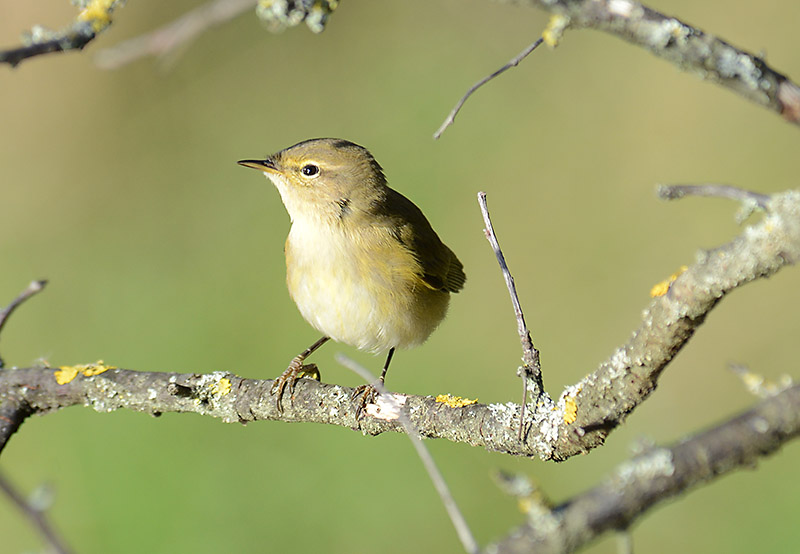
[237,158,279,173]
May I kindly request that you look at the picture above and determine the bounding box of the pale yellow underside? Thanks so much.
[284,210,449,354]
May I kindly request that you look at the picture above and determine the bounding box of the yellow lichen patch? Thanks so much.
[82,361,114,376]
[77,0,117,32]
[54,360,116,385]
[54,366,80,385]
[650,265,688,297]
[563,396,578,424]
[435,394,478,408]
[542,14,570,47]
[210,377,232,396]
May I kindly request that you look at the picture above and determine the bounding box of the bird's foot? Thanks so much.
[270,358,321,413]
[351,383,381,419]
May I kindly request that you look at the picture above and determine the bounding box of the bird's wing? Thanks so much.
[386,188,466,294]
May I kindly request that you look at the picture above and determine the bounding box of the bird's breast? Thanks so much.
[283,216,449,353]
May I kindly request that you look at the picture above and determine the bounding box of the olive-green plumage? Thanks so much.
[238,138,464,408]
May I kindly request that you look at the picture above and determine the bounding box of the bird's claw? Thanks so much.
[351,383,380,419]
[270,359,321,412]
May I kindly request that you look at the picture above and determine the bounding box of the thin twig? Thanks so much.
[335,354,479,554]
[617,531,633,554]
[0,280,47,369]
[0,472,72,554]
[477,192,542,440]
[95,0,257,69]
[433,37,543,139]
[658,183,771,209]
[477,193,539,374]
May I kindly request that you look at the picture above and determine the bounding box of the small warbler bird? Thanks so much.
[238,138,465,415]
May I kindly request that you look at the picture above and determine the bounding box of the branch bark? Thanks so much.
[0,366,545,456]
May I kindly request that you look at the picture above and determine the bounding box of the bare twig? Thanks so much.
[478,192,543,439]
[658,183,771,209]
[504,0,800,127]
[477,193,540,375]
[0,472,72,554]
[335,354,479,554]
[0,280,47,369]
[617,532,633,554]
[95,0,257,69]
[433,38,543,139]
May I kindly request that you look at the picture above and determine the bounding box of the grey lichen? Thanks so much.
[612,448,675,486]
[256,0,338,34]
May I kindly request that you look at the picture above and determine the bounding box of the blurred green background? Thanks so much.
[1,1,799,552]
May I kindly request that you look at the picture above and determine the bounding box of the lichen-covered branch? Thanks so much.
[0,191,798,460]
[0,364,541,456]
[506,0,800,126]
[542,189,800,460]
[487,383,800,553]
[3,367,797,553]
[0,0,125,67]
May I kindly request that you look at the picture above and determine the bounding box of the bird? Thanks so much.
[238,138,465,416]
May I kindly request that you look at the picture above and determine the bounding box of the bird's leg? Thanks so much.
[271,336,330,412]
[352,347,395,418]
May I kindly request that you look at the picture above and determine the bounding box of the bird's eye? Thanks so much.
[301,164,320,177]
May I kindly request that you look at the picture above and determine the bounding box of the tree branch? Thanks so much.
[487,382,800,553]
[1,188,798,461]
[544,188,800,460]
[1,189,798,460]
[0,365,545,456]
[0,1,124,68]
[5,366,795,553]
[504,0,800,126]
